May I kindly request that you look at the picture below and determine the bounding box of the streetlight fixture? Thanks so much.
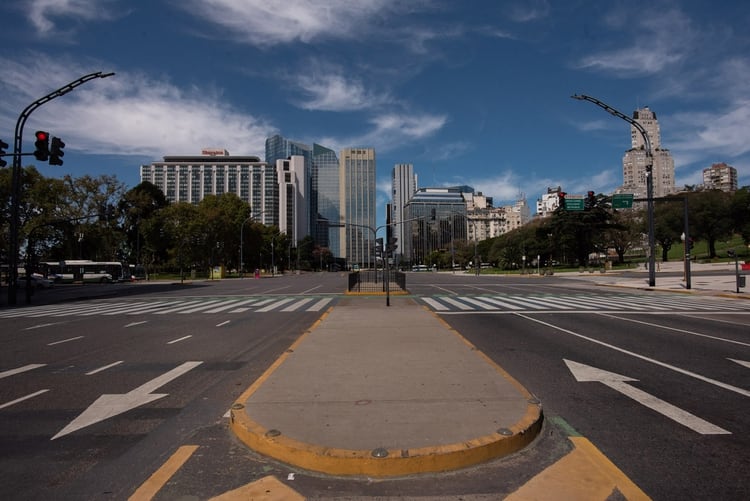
[571,94,656,286]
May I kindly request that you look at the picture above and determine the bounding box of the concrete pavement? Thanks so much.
[230,296,543,477]
[558,260,749,296]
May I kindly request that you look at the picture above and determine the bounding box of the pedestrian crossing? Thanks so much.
[420,293,745,313]
[0,296,335,318]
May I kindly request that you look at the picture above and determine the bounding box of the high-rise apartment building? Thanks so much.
[139,151,276,225]
[391,163,417,260]
[340,148,376,268]
[702,162,737,192]
[621,107,675,198]
[275,155,308,243]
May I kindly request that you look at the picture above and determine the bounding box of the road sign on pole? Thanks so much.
[612,194,634,209]
[565,196,585,211]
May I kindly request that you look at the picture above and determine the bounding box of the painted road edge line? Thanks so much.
[128,445,199,501]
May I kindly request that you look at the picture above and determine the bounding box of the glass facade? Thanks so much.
[404,188,468,266]
[313,144,340,255]
[340,148,376,268]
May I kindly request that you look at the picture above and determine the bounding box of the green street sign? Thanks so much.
[565,198,585,211]
[612,194,634,209]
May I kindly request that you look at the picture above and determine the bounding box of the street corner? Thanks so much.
[229,398,544,478]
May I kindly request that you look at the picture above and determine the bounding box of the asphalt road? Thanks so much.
[1,271,748,499]
[407,271,750,500]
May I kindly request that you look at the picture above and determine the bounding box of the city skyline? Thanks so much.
[1,1,749,229]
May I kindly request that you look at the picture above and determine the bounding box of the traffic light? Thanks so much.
[386,236,398,255]
[375,237,384,257]
[49,136,65,166]
[34,131,49,161]
[0,139,8,168]
[558,191,567,210]
[585,190,596,210]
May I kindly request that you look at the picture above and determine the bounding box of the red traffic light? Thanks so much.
[34,130,50,162]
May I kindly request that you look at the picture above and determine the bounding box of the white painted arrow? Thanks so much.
[564,359,730,435]
[729,358,750,370]
[52,361,202,440]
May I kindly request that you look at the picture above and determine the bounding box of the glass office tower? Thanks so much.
[312,144,341,256]
[340,148,376,268]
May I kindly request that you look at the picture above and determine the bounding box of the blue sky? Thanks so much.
[2,0,749,224]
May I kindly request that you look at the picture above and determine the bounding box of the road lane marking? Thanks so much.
[307,297,333,311]
[23,323,58,330]
[256,297,296,312]
[507,435,650,501]
[128,445,199,501]
[203,298,258,313]
[167,335,192,344]
[565,360,730,435]
[86,361,123,375]
[216,320,230,327]
[47,336,84,346]
[518,314,750,398]
[53,361,203,440]
[282,298,314,311]
[0,364,46,379]
[730,358,750,369]
[600,313,750,347]
[0,389,49,410]
[124,321,148,328]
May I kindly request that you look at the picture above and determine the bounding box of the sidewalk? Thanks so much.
[230,296,543,477]
[559,261,748,296]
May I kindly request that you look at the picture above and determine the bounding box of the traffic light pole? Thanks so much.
[6,72,114,305]
[572,94,656,286]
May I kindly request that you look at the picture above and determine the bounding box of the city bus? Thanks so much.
[42,260,124,283]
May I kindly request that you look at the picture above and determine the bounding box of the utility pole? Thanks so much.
[6,72,114,305]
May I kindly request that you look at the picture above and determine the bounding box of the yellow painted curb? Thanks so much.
[229,305,543,477]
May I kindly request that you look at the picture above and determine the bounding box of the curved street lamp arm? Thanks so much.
[571,94,652,158]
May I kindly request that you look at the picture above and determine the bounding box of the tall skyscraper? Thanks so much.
[312,144,341,255]
[275,155,308,243]
[391,163,417,260]
[621,107,675,198]
[340,148,376,268]
[265,135,313,238]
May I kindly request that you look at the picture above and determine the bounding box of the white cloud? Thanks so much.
[669,100,750,160]
[0,54,276,158]
[27,0,121,35]
[577,8,694,76]
[506,0,550,23]
[295,69,391,111]
[179,0,403,46]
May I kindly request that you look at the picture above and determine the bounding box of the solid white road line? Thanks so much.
[0,389,49,410]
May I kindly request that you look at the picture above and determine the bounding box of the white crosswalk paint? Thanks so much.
[282,298,314,312]
[256,297,297,312]
[307,297,333,311]
[202,298,259,313]
[424,294,743,313]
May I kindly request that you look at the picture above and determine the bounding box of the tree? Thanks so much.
[689,190,732,258]
[120,181,169,265]
[730,187,750,245]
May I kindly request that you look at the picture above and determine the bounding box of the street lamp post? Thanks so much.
[6,71,114,305]
[571,94,656,286]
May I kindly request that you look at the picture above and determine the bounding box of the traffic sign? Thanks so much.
[565,197,585,211]
[612,194,634,209]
